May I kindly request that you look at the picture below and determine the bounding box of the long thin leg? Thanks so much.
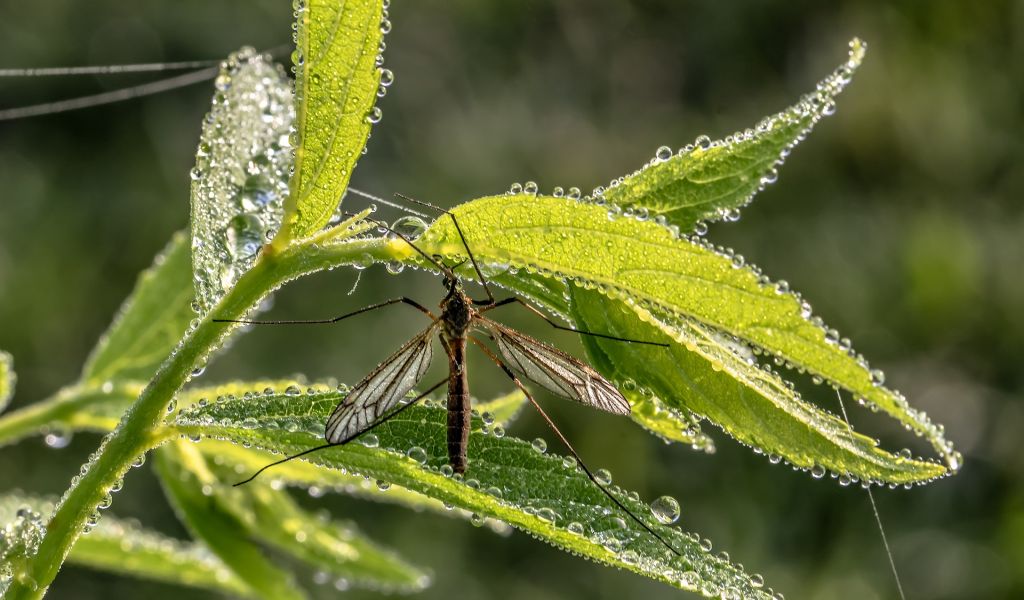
[468,337,681,557]
[394,193,495,303]
[234,378,447,486]
[481,297,668,347]
[213,296,435,326]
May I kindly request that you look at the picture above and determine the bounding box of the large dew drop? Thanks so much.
[190,47,294,315]
[649,495,681,524]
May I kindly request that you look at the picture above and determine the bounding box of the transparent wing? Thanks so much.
[478,318,630,415]
[326,322,438,443]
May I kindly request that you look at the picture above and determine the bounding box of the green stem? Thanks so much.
[5,236,394,600]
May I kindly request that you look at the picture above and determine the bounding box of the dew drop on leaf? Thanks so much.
[650,495,681,524]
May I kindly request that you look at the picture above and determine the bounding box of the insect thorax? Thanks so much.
[440,287,474,339]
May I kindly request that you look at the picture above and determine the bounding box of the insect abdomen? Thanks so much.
[446,337,471,474]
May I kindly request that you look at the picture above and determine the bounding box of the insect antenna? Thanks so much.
[469,337,683,558]
[342,211,457,280]
[393,192,494,303]
[233,378,447,487]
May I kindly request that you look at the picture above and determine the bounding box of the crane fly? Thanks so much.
[216,195,683,555]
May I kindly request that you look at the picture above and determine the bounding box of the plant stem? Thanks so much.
[5,236,392,600]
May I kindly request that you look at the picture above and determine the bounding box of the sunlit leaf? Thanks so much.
[278,0,386,240]
[602,39,866,234]
[0,351,13,414]
[190,49,294,314]
[413,194,956,480]
[83,232,195,383]
[212,474,431,593]
[155,442,305,600]
[571,286,938,482]
[200,440,511,535]
[0,492,249,597]
[174,390,774,597]
[480,272,713,450]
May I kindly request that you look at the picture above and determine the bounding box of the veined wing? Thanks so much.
[478,318,630,415]
[326,322,438,443]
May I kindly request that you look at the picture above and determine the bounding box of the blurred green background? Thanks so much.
[1,1,1021,598]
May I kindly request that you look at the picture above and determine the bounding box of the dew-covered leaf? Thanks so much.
[571,285,941,483]
[278,0,386,240]
[209,472,430,593]
[174,390,775,597]
[199,440,511,535]
[473,390,526,429]
[603,40,864,235]
[190,48,294,314]
[83,232,195,383]
[414,194,957,480]
[154,442,305,600]
[0,492,249,597]
[479,272,713,450]
[0,351,14,414]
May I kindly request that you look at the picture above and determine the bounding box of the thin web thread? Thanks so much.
[0,60,220,77]
[0,45,289,121]
[834,388,907,600]
[347,187,430,218]
[0,66,219,121]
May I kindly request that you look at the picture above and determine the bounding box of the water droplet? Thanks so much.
[361,434,379,448]
[594,469,612,486]
[655,145,673,161]
[650,495,680,524]
[225,214,265,260]
[523,181,538,195]
[379,68,395,87]
[531,438,547,453]
[470,513,484,527]
[870,369,886,386]
[561,455,577,470]
[440,464,454,477]
[694,135,712,151]
[166,399,177,413]
[44,430,72,449]
[567,521,585,535]
[567,187,581,200]
[406,446,428,464]
[365,106,383,124]
[810,465,826,479]
[391,215,428,239]
[375,479,391,491]
[284,385,301,396]
[385,260,406,275]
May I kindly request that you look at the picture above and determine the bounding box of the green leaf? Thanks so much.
[473,390,526,429]
[479,272,714,450]
[0,351,14,414]
[0,492,250,597]
[154,442,306,600]
[213,475,431,593]
[603,39,865,234]
[83,232,195,383]
[414,194,956,481]
[278,0,386,241]
[570,285,932,482]
[174,390,775,597]
[190,48,294,314]
[197,440,511,535]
